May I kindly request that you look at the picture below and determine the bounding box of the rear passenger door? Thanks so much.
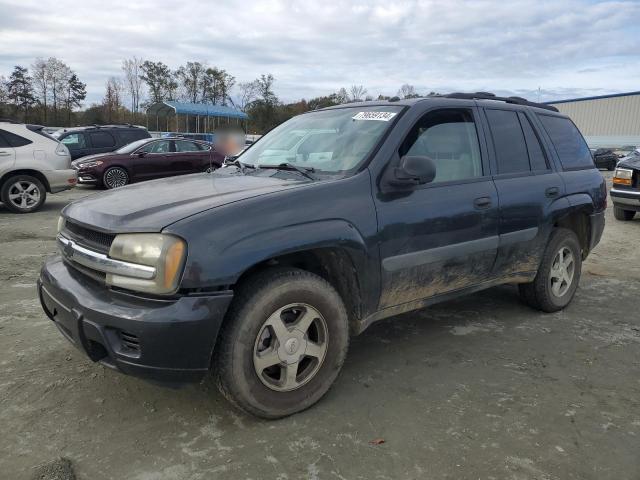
[481,108,564,277]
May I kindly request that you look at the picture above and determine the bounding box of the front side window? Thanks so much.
[239,105,403,173]
[90,131,116,148]
[61,133,86,149]
[485,109,530,175]
[537,114,593,170]
[400,109,483,183]
[175,140,202,152]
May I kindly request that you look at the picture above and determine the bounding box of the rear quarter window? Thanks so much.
[0,129,33,147]
[90,131,116,148]
[118,130,149,145]
[537,115,593,170]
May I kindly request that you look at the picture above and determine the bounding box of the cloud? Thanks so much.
[0,0,639,105]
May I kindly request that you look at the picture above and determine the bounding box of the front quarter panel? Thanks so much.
[165,172,380,313]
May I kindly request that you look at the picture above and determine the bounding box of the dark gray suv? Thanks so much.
[54,125,151,160]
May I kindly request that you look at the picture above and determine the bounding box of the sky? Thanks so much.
[0,0,639,106]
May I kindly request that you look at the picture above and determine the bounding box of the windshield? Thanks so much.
[116,138,152,154]
[239,105,403,173]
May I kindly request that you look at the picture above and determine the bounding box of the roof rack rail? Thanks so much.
[0,118,20,124]
[439,92,559,112]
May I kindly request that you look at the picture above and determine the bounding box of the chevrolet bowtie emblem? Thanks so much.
[63,240,74,258]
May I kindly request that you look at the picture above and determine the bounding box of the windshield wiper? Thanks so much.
[258,162,316,180]
[223,158,255,175]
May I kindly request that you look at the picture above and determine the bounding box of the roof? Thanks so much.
[547,91,640,105]
[146,101,248,120]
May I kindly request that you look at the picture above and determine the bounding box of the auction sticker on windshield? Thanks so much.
[352,111,397,121]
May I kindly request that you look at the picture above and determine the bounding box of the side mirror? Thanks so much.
[391,155,436,186]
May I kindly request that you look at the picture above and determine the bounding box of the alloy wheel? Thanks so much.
[8,181,40,211]
[104,168,128,188]
[253,303,328,392]
[549,246,575,297]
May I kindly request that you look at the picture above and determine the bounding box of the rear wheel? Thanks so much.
[0,175,46,213]
[519,228,582,312]
[215,268,349,418]
[613,206,636,221]
[103,167,129,189]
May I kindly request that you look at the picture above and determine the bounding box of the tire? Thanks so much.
[613,206,636,221]
[518,228,582,313]
[215,267,349,418]
[102,167,129,189]
[0,175,46,213]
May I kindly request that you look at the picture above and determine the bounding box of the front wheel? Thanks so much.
[0,175,46,213]
[103,167,129,189]
[215,268,349,418]
[614,206,636,221]
[519,228,582,312]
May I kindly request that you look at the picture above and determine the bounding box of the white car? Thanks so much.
[0,121,76,213]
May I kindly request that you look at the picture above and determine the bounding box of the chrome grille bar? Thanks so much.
[57,235,156,280]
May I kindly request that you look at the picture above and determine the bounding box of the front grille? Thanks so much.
[64,221,115,253]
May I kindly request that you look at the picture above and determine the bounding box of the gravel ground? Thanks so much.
[1,173,639,480]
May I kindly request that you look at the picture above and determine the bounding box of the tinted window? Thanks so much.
[537,115,593,169]
[60,133,87,149]
[90,131,116,148]
[0,129,33,147]
[118,130,148,145]
[485,109,529,174]
[401,109,483,183]
[140,140,172,154]
[175,140,202,152]
[518,112,548,171]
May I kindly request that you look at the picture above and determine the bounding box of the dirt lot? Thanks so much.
[1,173,639,480]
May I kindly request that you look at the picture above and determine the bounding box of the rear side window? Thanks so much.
[537,115,593,170]
[175,140,203,152]
[518,112,548,171]
[118,130,148,145]
[485,109,529,174]
[61,133,87,149]
[90,131,116,148]
[0,129,33,147]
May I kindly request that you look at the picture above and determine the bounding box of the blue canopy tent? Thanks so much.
[146,101,249,141]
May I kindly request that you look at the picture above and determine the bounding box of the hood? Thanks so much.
[72,151,117,166]
[62,170,310,232]
[618,153,640,170]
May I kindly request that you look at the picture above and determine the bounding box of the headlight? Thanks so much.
[106,234,187,295]
[79,160,103,168]
[57,216,65,233]
[613,168,633,186]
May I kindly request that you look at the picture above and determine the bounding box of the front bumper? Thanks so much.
[44,169,77,193]
[38,255,234,384]
[610,188,640,212]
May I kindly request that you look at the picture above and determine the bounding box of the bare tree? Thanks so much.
[47,58,72,125]
[398,84,420,99]
[348,85,367,102]
[335,88,349,104]
[122,57,144,114]
[103,77,123,123]
[237,80,259,111]
[31,58,49,123]
[176,61,206,104]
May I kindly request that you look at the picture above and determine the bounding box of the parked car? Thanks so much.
[54,124,151,160]
[590,148,618,170]
[0,121,76,213]
[610,149,640,221]
[72,137,223,189]
[39,93,606,418]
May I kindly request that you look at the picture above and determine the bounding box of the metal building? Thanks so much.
[547,91,640,148]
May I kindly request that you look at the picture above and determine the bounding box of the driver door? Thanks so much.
[132,140,175,180]
[375,107,500,309]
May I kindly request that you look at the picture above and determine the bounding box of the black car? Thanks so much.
[54,124,151,160]
[590,148,618,171]
[610,149,640,221]
[38,92,606,418]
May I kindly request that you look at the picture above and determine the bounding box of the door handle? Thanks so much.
[474,196,492,209]
[545,187,560,198]
[0,151,12,156]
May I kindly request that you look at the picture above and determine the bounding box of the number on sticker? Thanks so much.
[352,111,397,121]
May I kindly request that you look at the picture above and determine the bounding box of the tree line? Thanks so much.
[0,57,429,133]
